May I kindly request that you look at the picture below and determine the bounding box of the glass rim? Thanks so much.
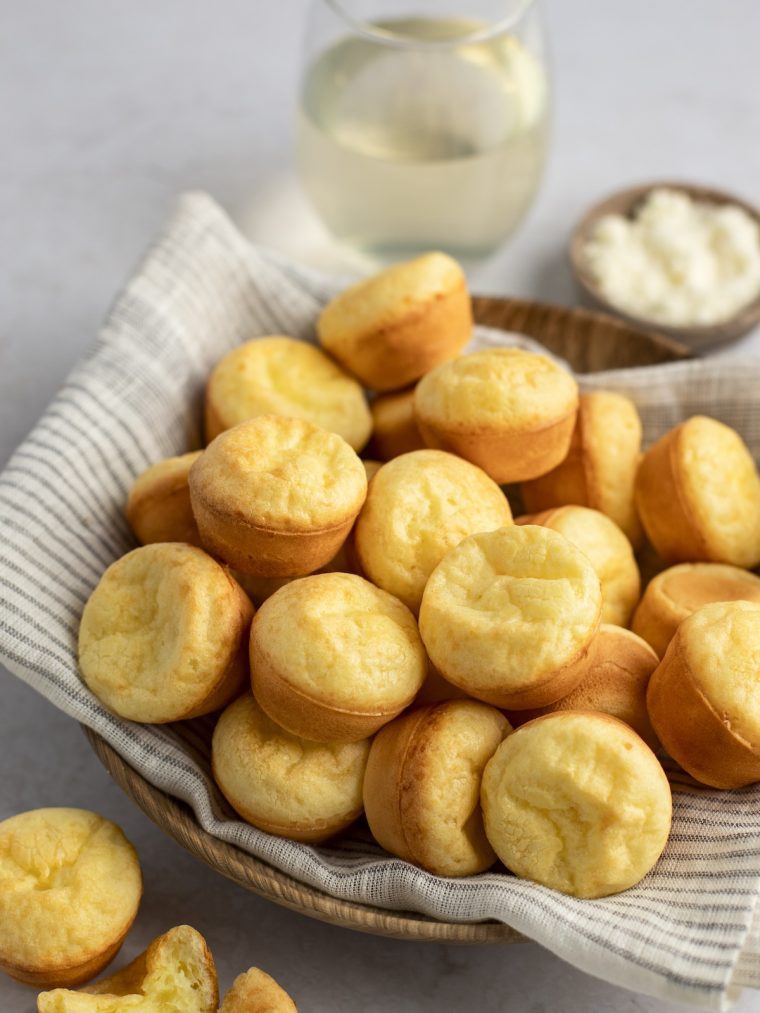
[324,0,536,48]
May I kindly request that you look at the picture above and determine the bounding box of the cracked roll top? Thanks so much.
[189,415,367,577]
[0,808,142,989]
[481,712,672,898]
[212,693,370,843]
[78,542,253,724]
[419,525,602,710]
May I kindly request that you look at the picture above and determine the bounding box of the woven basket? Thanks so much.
[84,297,687,943]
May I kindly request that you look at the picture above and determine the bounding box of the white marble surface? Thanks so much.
[2,2,760,1010]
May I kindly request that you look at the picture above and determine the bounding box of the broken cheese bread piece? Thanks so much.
[38,929,298,1013]
[220,968,297,1012]
[37,925,217,1012]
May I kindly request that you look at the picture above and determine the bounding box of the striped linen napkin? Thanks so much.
[2,191,760,1011]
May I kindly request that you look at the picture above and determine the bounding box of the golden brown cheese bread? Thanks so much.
[189,415,367,577]
[354,449,513,613]
[506,625,659,750]
[126,452,202,546]
[220,968,297,1012]
[317,252,472,391]
[37,925,218,1012]
[632,562,760,658]
[250,572,426,742]
[518,505,640,627]
[0,808,141,989]
[521,391,643,546]
[635,415,760,567]
[369,387,424,460]
[647,600,760,788]
[419,525,602,709]
[79,543,253,723]
[212,693,370,843]
[204,336,371,450]
[481,712,672,897]
[413,348,579,483]
[363,700,508,877]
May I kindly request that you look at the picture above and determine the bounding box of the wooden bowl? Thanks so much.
[83,295,688,943]
[570,181,760,352]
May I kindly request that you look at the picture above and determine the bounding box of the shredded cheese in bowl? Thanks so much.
[584,188,760,327]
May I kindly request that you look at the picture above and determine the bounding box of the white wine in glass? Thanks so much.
[296,2,550,258]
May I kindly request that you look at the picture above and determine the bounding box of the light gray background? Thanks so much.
[2,2,759,1010]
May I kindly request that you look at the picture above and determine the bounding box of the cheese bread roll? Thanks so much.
[635,415,760,567]
[212,693,370,843]
[419,525,602,709]
[189,415,367,577]
[79,543,253,723]
[647,600,760,788]
[251,573,426,742]
[521,391,643,546]
[318,252,471,391]
[414,348,578,484]
[364,700,508,877]
[355,449,512,614]
[632,562,760,658]
[126,452,202,546]
[205,336,371,450]
[481,713,671,897]
[0,808,141,989]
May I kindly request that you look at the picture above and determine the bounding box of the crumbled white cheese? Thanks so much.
[583,188,760,327]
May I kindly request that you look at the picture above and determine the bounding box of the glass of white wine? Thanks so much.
[296,0,550,259]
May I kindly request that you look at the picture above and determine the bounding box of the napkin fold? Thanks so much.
[2,191,760,1010]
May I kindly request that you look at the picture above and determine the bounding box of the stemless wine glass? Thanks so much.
[296,0,550,259]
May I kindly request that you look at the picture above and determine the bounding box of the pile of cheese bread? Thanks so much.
[75,251,760,902]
